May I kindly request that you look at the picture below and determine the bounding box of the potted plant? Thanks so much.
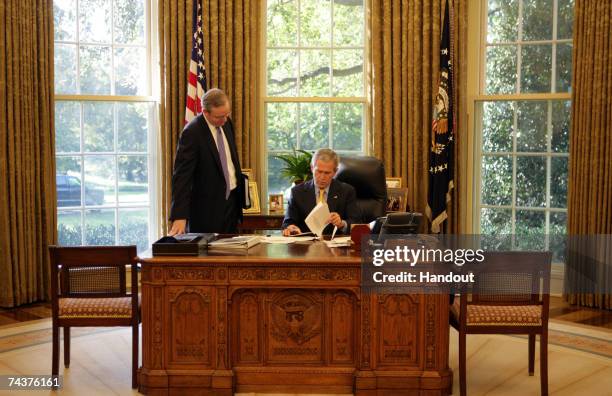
[273,149,313,185]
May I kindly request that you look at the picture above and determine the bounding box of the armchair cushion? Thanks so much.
[451,300,542,326]
[59,296,140,319]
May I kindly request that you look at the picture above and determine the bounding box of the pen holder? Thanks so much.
[350,224,371,250]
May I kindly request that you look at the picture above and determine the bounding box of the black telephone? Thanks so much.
[369,212,422,236]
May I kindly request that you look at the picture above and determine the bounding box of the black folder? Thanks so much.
[152,233,217,256]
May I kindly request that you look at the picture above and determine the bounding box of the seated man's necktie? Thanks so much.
[318,188,325,204]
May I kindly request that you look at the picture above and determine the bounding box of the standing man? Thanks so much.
[282,148,361,236]
[169,88,244,235]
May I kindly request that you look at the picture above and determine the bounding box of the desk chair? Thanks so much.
[450,251,552,396]
[335,155,387,223]
[49,245,140,388]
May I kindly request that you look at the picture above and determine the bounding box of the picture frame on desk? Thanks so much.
[268,194,284,213]
[243,181,261,214]
[386,177,402,188]
[386,187,408,213]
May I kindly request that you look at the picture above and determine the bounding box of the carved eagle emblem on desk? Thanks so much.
[270,295,321,345]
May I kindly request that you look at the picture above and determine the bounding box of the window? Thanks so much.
[475,0,573,255]
[265,0,366,197]
[54,0,157,253]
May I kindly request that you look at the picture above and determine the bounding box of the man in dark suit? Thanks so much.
[168,88,244,235]
[282,148,361,236]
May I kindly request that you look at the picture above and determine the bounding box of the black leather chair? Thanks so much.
[335,155,387,223]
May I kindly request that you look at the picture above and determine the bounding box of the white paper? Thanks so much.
[330,226,338,240]
[261,235,317,244]
[324,236,352,247]
[304,202,331,237]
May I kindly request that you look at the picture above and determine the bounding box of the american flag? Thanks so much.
[184,0,207,123]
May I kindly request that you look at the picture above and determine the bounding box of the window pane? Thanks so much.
[332,103,363,151]
[557,0,574,39]
[521,44,551,93]
[300,0,331,47]
[516,156,546,207]
[522,0,553,41]
[118,208,149,252]
[551,157,568,208]
[552,100,570,153]
[55,44,78,94]
[79,45,112,94]
[58,211,82,246]
[79,0,112,43]
[54,0,77,41]
[486,45,517,94]
[267,49,298,97]
[56,156,82,207]
[118,155,148,204]
[556,43,572,93]
[84,155,114,205]
[268,154,290,195]
[267,0,298,47]
[300,103,329,150]
[550,211,567,262]
[84,209,115,245]
[114,47,147,95]
[55,101,81,153]
[332,50,363,97]
[481,155,512,206]
[487,0,518,43]
[267,103,298,151]
[516,101,546,152]
[117,102,148,152]
[482,101,513,152]
[114,0,145,44]
[333,0,364,46]
[300,49,331,97]
[481,208,512,234]
[515,210,546,250]
[83,102,114,152]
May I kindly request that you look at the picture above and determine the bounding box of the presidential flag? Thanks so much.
[184,0,207,123]
[426,0,455,233]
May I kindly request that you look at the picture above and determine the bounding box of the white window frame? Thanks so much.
[260,0,368,197]
[54,0,159,249]
[465,0,572,234]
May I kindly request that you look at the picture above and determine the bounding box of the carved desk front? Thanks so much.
[138,241,452,395]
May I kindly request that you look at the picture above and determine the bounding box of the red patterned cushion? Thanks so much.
[59,296,139,319]
[452,300,542,326]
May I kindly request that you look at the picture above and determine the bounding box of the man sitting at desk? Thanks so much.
[282,148,361,236]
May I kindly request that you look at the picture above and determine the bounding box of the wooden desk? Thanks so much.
[138,242,452,395]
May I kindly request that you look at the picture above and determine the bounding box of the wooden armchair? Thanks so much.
[49,245,140,388]
[450,251,552,396]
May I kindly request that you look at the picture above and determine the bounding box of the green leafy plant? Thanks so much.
[273,149,313,184]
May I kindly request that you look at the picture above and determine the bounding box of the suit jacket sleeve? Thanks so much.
[169,126,199,221]
[282,186,300,230]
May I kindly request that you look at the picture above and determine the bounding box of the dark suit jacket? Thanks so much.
[282,179,361,234]
[169,114,244,233]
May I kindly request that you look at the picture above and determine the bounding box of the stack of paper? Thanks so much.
[208,235,261,249]
[324,236,352,248]
[305,202,332,237]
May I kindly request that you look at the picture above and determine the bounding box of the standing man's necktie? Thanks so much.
[216,127,231,199]
[318,189,325,204]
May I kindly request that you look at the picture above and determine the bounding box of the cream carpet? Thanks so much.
[0,320,610,396]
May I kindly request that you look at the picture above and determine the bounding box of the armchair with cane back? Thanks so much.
[450,251,552,396]
[49,245,140,388]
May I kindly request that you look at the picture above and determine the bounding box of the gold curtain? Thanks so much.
[368,0,467,232]
[159,0,261,233]
[565,0,612,309]
[0,0,56,307]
